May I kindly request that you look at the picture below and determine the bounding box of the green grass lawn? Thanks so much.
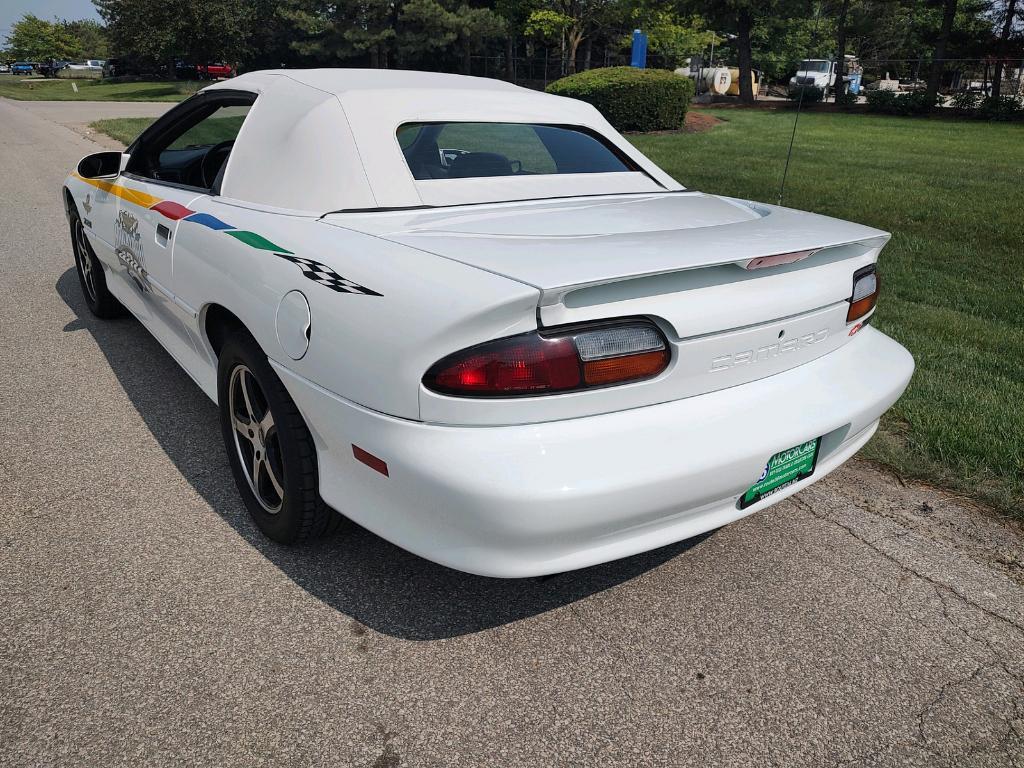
[89,117,155,144]
[633,110,1023,515]
[0,78,194,102]
[90,109,1024,515]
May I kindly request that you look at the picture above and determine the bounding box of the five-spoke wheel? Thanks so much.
[73,217,98,304]
[228,364,286,513]
[217,330,341,543]
[69,203,121,318]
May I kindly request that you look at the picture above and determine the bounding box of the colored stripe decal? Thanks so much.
[150,201,194,221]
[185,212,234,230]
[226,230,292,254]
[74,173,162,209]
[70,174,373,292]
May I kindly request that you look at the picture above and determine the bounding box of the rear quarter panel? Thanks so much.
[170,199,540,419]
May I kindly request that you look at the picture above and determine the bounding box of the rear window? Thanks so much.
[397,122,636,181]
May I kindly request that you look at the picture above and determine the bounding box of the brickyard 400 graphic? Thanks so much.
[115,209,149,293]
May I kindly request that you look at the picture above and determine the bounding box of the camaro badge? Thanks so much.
[710,329,829,372]
[115,209,148,293]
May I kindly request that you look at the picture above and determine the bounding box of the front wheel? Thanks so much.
[70,206,122,318]
[217,330,341,543]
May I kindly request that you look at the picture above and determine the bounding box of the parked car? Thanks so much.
[37,60,71,78]
[62,70,914,577]
[67,59,105,74]
[198,62,234,79]
[11,62,35,76]
[0,63,10,74]
[105,57,165,79]
[173,60,197,79]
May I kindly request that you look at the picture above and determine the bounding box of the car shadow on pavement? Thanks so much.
[57,268,709,640]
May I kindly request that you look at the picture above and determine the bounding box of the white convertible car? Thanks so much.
[63,69,913,577]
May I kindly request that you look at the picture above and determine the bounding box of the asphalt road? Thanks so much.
[2,97,1023,768]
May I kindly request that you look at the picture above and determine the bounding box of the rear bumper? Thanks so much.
[275,327,914,578]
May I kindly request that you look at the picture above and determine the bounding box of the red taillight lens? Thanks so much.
[847,265,880,323]
[429,335,581,395]
[424,321,669,397]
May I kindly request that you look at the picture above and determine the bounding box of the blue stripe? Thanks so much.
[185,212,234,231]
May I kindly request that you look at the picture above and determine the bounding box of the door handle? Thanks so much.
[156,223,171,246]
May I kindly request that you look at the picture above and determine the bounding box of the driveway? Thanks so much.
[7,99,173,148]
[2,97,1022,768]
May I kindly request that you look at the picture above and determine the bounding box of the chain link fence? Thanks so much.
[456,50,1024,101]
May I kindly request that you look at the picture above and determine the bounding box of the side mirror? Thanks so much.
[76,151,123,179]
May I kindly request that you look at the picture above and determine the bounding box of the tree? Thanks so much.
[277,0,399,67]
[926,0,958,103]
[735,4,755,101]
[630,7,718,69]
[751,7,830,81]
[991,0,1022,98]
[526,1,617,74]
[686,1,781,104]
[95,0,255,70]
[5,14,82,62]
[493,0,538,80]
[452,4,507,73]
[63,19,109,59]
[831,0,851,102]
[399,0,459,63]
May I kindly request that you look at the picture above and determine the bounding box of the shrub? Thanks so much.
[788,85,825,104]
[835,89,858,107]
[546,67,694,132]
[865,89,898,113]
[866,89,940,116]
[976,95,1024,121]
[950,91,981,112]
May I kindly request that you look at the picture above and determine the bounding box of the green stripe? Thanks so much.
[226,230,292,253]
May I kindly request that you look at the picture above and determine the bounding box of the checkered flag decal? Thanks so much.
[277,254,381,296]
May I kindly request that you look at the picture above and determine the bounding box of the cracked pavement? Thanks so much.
[2,97,1023,767]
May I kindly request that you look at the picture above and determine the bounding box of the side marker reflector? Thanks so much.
[352,445,389,476]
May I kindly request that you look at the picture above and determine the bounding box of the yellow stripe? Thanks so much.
[73,173,163,209]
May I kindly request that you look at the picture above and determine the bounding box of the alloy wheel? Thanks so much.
[73,218,98,304]
[228,364,285,513]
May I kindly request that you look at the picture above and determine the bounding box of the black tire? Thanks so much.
[70,205,122,318]
[217,329,341,543]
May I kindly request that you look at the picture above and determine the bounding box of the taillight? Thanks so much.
[847,265,880,323]
[423,321,669,397]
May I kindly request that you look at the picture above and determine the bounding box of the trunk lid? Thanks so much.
[325,192,885,291]
[324,192,889,426]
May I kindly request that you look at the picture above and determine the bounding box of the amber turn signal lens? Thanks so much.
[847,267,880,323]
[583,349,670,385]
[847,293,879,322]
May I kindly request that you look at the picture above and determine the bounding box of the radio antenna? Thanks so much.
[778,6,825,206]
[777,85,805,205]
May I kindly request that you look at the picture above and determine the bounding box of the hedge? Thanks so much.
[545,67,694,132]
[865,89,941,116]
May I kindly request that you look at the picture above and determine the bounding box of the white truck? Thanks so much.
[789,56,861,100]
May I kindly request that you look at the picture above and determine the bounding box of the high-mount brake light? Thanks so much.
[847,265,880,323]
[423,321,669,397]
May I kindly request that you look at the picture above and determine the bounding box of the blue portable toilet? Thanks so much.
[631,30,648,69]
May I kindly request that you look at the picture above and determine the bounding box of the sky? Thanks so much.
[1,0,101,45]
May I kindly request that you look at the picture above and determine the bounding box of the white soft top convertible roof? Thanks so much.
[204,69,682,213]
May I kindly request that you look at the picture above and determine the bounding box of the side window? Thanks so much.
[167,105,251,150]
[131,98,254,191]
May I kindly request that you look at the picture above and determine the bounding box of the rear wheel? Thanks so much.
[70,206,122,318]
[217,330,341,543]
